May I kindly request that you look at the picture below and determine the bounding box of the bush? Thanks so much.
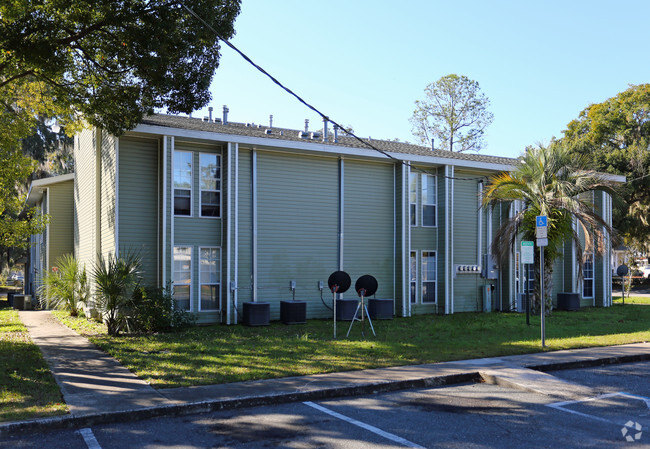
[131,285,196,332]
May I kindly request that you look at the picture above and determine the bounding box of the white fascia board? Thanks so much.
[25,173,75,208]
[130,124,517,172]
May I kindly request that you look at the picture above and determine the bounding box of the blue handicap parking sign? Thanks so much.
[536,215,547,227]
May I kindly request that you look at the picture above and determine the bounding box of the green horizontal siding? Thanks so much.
[119,136,159,286]
[256,151,339,320]
[343,160,395,305]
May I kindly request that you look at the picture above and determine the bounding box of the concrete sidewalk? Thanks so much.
[3,309,650,436]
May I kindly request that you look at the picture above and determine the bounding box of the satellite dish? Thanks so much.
[355,274,378,297]
[616,265,629,277]
[328,271,351,294]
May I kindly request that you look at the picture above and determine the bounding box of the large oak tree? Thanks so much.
[562,84,650,247]
[0,0,240,248]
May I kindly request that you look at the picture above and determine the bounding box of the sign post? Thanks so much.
[536,216,548,348]
[521,241,534,325]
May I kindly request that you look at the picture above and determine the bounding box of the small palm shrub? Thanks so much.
[39,254,88,316]
[92,252,142,336]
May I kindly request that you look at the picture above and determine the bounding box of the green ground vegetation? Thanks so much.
[53,299,650,389]
[0,305,67,422]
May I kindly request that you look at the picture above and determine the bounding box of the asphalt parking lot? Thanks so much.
[2,361,649,449]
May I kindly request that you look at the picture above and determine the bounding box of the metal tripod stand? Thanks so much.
[346,290,376,337]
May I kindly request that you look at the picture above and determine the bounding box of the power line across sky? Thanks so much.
[189,0,650,159]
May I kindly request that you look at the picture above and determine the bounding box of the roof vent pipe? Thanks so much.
[322,117,328,142]
[223,105,229,125]
[304,119,309,132]
[333,125,338,143]
[431,138,435,151]
[208,106,213,122]
[269,115,273,128]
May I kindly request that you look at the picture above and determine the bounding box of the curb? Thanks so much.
[0,372,478,437]
[2,351,649,437]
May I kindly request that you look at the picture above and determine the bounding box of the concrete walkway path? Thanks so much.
[17,310,169,416]
[4,309,650,436]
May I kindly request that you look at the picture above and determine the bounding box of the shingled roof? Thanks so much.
[140,114,519,167]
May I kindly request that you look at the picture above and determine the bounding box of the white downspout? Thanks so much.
[477,181,483,267]
[226,143,232,324]
[444,166,449,314]
[339,158,344,274]
[450,165,454,315]
[234,143,239,322]
[162,136,167,287]
[252,149,258,302]
[407,164,412,317]
[402,163,408,317]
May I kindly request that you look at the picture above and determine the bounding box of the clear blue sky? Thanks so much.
[191,0,649,159]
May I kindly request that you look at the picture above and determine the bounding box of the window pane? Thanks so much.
[201,191,220,217]
[174,189,191,215]
[174,285,191,310]
[422,205,436,226]
[422,252,436,281]
[409,173,417,226]
[200,285,220,310]
[422,282,436,303]
[200,154,220,190]
[410,252,417,304]
[173,152,192,189]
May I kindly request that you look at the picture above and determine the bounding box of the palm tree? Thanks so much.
[92,252,142,336]
[482,142,618,313]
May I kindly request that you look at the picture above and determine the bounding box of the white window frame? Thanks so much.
[410,251,417,304]
[421,250,437,304]
[199,153,221,218]
[173,246,192,311]
[421,174,437,227]
[409,172,417,227]
[583,252,594,298]
[199,246,221,311]
[173,151,193,216]
[515,251,521,296]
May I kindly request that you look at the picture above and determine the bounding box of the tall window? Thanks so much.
[410,251,417,303]
[200,247,221,311]
[200,153,221,217]
[525,264,535,293]
[422,251,436,303]
[409,172,417,226]
[583,253,594,298]
[173,246,192,310]
[515,252,520,295]
[174,151,192,216]
[421,174,436,227]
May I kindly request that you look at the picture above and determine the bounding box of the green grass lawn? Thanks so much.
[0,305,67,422]
[53,299,650,389]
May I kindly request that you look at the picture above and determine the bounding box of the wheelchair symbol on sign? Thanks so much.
[536,216,547,227]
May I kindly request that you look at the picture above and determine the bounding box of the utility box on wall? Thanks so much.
[482,254,498,279]
[482,285,492,312]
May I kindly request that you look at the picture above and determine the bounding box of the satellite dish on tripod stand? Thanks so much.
[347,275,377,338]
[327,271,351,339]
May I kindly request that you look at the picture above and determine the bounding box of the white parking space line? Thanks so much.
[547,392,650,426]
[78,428,102,449]
[304,401,425,449]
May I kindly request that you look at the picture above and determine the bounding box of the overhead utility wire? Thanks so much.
[181,4,489,183]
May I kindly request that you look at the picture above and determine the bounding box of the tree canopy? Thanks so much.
[0,0,240,249]
[410,74,493,152]
[482,142,617,312]
[562,84,650,248]
[1,0,241,135]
